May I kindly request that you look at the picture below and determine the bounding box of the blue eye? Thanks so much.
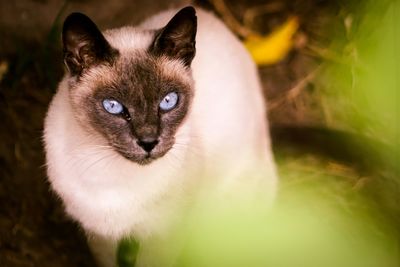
[159,92,179,111]
[102,99,124,114]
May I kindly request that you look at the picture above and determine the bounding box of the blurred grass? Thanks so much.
[175,185,397,267]
[119,167,398,267]
[317,0,398,148]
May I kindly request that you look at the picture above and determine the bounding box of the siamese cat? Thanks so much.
[44,6,277,267]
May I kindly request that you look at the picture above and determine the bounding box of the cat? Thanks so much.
[44,6,278,267]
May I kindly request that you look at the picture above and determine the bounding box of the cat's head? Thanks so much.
[62,7,197,165]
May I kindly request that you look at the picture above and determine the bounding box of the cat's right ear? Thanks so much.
[62,13,118,76]
[151,6,197,67]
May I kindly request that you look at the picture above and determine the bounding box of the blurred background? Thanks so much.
[0,0,398,266]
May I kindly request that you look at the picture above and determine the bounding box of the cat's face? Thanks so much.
[62,7,197,164]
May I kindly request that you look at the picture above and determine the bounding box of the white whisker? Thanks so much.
[77,152,117,179]
[172,142,202,158]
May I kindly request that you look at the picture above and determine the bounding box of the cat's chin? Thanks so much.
[136,155,157,165]
[120,150,170,165]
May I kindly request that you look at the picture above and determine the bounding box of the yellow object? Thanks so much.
[244,17,299,65]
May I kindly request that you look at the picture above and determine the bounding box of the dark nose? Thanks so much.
[137,138,159,153]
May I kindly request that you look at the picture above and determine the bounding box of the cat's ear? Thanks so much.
[62,12,118,76]
[151,6,197,67]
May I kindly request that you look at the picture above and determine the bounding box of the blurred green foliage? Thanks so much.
[118,238,140,267]
[173,186,397,267]
[321,0,399,151]
[118,180,398,267]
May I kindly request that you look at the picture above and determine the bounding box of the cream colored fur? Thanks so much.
[44,7,277,267]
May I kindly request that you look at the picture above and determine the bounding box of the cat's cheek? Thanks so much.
[90,114,129,141]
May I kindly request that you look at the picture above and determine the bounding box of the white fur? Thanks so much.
[44,7,277,267]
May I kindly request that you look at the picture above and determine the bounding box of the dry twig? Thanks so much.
[243,2,285,28]
[210,0,258,38]
[268,67,320,111]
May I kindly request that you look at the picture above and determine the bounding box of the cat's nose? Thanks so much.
[137,138,159,153]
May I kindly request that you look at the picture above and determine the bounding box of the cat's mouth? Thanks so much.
[134,151,170,165]
[116,145,172,165]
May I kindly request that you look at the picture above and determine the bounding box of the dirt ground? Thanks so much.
[0,0,398,266]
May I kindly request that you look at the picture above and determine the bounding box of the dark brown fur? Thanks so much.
[62,7,197,164]
[86,55,193,164]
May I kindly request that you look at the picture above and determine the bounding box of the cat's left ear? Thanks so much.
[151,6,197,67]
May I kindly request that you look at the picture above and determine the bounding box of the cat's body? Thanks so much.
[44,6,277,267]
